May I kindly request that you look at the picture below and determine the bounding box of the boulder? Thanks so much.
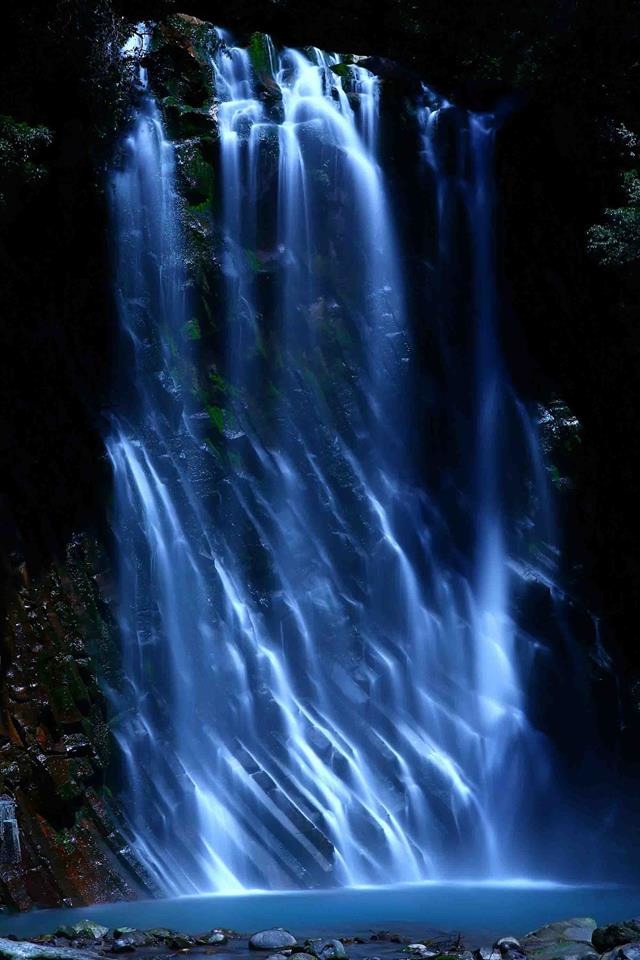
[497,940,522,953]
[496,939,525,960]
[250,931,298,952]
[0,941,97,960]
[165,935,196,950]
[308,941,348,960]
[593,924,640,954]
[521,919,597,960]
[606,946,640,960]
[70,924,109,941]
[114,930,151,947]
[200,931,228,945]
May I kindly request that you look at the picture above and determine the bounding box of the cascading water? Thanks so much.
[107,26,566,894]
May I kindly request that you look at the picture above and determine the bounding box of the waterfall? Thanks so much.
[107,28,562,894]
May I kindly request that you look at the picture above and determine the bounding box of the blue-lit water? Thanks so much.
[103,24,625,896]
[0,885,639,941]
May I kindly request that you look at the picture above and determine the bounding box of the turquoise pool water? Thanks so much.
[0,882,638,942]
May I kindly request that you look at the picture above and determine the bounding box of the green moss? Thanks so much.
[176,140,215,201]
[183,317,201,340]
[204,437,223,461]
[206,404,225,431]
[53,829,76,853]
[188,199,211,216]
[330,63,351,79]
[248,32,274,78]
[245,249,261,273]
[208,370,227,395]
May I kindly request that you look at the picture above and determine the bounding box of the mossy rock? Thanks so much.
[248,32,276,80]
[206,405,225,432]
[330,62,351,79]
[183,318,201,341]
[167,14,213,61]
[145,19,214,113]
[162,101,215,141]
[174,138,216,206]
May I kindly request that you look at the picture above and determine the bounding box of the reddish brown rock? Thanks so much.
[0,536,155,909]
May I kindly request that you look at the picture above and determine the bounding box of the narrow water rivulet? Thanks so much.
[106,27,586,895]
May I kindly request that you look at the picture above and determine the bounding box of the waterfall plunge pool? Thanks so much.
[1,883,638,942]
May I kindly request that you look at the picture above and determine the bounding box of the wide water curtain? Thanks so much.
[107,26,559,894]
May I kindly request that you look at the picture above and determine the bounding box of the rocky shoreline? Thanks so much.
[1,917,639,960]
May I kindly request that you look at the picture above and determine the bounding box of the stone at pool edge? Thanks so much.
[164,935,198,950]
[307,941,348,960]
[601,946,640,960]
[593,922,640,954]
[495,937,526,960]
[405,945,438,958]
[55,925,109,944]
[0,939,98,960]
[111,929,158,953]
[473,949,500,960]
[520,918,597,960]
[268,954,316,960]
[200,932,228,945]
[250,930,298,951]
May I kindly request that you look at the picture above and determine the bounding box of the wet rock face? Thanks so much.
[143,14,218,141]
[606,947,640,960]
[0,537,154,910]
[521,918,597,959]
[593,924,640,955]
[0,940,97,960]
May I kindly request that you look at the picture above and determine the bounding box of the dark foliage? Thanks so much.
[0,0,132,579]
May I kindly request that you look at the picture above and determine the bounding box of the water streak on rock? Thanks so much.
[106,28,558,893]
